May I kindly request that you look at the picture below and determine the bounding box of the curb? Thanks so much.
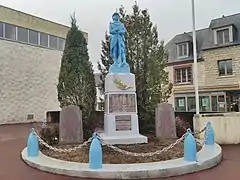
[21,143,222,179]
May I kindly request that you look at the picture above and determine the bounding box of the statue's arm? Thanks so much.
[119,24,126,34]
[109,23,118,34]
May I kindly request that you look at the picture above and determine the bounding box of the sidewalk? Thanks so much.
[0,123,239,180]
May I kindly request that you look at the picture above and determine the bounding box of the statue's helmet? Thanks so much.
[112,12,120,19]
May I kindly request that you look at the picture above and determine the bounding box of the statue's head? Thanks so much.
[112,12,120,21]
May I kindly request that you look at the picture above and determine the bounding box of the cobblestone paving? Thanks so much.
[0,123,239,180]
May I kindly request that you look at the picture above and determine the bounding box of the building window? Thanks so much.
[177,93,226,112]
[58,37,65,51]
[5,23,16,40]
[49,35,58,49]
[218,95,226,112]
[218,95,225,102]
[187,97,196,112]
[0,22,3,37]
[40,32,48,47]
[27,114,34,120]
[175,97,186,111]
[187,96,210,112]
[218,60,232,76]
[175,67,192,84]
[29,30,38,45]
[17,27,28,43]
[177,43,188,57]
[200,96,210,112]
[0,21,65,51]
[211,94,225,112]
[217,29,230,44]
[214,26,233,45]
[211,96,218,112]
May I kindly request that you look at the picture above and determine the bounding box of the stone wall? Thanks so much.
[203,45,240,88]
[194,112,240,144]
[164,66,174,105]
[0,40,62,124]
[165,61,205,105]
[165,45,240,106]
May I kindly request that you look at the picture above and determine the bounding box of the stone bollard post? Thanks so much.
[205,122,215,145]
[184,128,197,161]
[89,132,102,169]
[27,128,39,157]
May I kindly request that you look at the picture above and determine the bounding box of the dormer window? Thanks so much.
[214,26,233,45]
[177,42,189,58]
[217,29,229,44]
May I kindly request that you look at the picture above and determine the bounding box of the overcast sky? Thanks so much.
[1,0,240,71]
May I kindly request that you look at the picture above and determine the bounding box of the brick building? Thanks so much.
[165,13,240,113]
[0,5,88,124]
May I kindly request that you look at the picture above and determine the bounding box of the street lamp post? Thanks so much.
[191,0,200,114]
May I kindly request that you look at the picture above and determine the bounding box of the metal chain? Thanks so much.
[195,125,209,146]
[176,118,206,136]
[195,138,204,145]
[100,133,187,157]
[32,123,209,156]
[202,124,210,144]
[193,126,206,135]
[33,130,92,153]
[100,124,209,157]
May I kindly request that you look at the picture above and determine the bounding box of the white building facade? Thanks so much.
[0,5,88,124]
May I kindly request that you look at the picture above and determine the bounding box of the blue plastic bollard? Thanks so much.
[184,128,197,161]
[27,128,39,157]
[89,133,102,169]
[205,122,215,145]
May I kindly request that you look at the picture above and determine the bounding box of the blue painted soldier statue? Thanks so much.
[109,12,129,72]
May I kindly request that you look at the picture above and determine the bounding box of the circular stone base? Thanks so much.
[21,144,222,179]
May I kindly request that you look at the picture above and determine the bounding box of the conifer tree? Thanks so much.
[57,15,96,125]
[97,32,113,95]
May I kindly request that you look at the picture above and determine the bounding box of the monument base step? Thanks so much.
[98,133,148,145]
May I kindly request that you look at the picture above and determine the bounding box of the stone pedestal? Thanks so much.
[99,73,148,145]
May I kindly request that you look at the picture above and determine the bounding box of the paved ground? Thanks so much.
[0,123,239,180]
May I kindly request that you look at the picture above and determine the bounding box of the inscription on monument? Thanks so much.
[115,115,131,131]
[109,94,136,113]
